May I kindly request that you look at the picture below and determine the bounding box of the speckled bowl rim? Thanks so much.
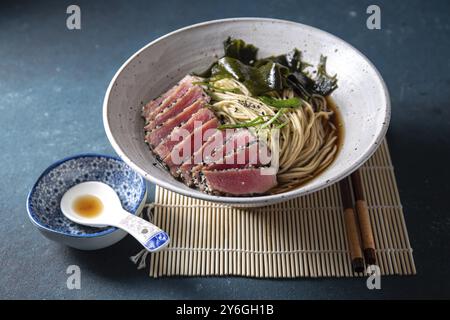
[103,17,391,205]
[26,153,147,238]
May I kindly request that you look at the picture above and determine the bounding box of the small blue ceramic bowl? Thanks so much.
[27,154,147,250]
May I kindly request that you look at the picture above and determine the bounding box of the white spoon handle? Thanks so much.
[114,211,170,252]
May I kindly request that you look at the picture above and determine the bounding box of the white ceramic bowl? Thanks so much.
[103,18,390,207]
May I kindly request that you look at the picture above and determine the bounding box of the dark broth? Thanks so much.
[327,96,345,153]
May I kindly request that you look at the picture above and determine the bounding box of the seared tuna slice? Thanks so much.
[142,95,164,119]
[153,108,216,159]
[207,129,258,163]
[179,130,227,185]
[163,118,219,176]
[145,99,209,147]
[201,168,277,195]
[188,129,259,185]
[142,75,195,120]
[146,86,208,131]
[202,140,270,171]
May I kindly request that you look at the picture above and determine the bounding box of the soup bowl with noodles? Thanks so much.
[103,18,390,207]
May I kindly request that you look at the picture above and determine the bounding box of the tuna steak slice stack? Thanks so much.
[163,117,220,176]
[142,75,278,196]
[151,107,215,158]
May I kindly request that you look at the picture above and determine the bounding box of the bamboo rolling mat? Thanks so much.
[132,139,416,278]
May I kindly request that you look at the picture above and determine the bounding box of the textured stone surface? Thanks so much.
[1,0,449,299]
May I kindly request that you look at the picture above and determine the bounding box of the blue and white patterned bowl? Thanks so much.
[26,154,147,250]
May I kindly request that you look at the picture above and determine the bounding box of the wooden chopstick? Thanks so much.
[339,177,364,273]
[350,170,377,265]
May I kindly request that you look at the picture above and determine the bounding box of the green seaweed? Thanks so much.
[223,37,258,65]
[209,57,288,95]
[198,37,338,99]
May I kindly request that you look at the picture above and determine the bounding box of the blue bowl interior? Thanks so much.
[27,154,146,237]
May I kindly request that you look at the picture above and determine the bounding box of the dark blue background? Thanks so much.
[1,0,449,299]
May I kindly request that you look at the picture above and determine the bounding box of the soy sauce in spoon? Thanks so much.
[72,195,104,218]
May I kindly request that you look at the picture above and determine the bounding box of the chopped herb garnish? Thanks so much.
[218,116,266,129]
[259,96,302,108]
[275,122,288,129]
[261,109,285,129]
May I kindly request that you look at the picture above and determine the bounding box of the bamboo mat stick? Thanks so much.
[170,192,178,276]
[286,202,297,276]
[183,196,190,275]
[210,202,215,274]
[160,189,169,275]
[262,208,269,277]
[232,206,237,275]
[242,209,248,276]
[173,192,181,275]
[249,209,255,277]
[222,201,230,275]
[213,203,219,274]
[278,203,287,277]
[200,197,206,275]
[323,189,336,276]
[317,193,326,276]
[329,186,343,276]
[191,198,199,275]
[301,196,311,276]
[257,208,264,276]
[319,191,331,276]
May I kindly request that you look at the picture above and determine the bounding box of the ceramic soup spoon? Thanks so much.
[60,181,169,252]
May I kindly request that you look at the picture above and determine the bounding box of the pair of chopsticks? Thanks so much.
[340,170,376,273]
